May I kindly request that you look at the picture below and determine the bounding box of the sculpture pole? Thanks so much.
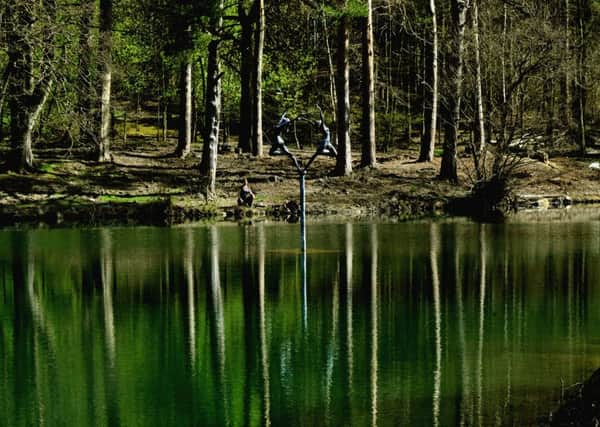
[268,108,337,330]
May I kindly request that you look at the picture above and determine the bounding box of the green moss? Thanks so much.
[39,162,58,173]
[117,122,171,138]
[97,195,165,204]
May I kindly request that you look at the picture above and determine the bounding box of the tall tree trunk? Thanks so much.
[561,0,573,130]
[177,62,186,148]
[200,0,223,197]
[472,0,485,179]
[473,0,485,153]
[161,59,168,142]
[6,0,55,172]
[251,0,264,157]
[544,78,555,141]
[176,50,193,158]
[98,0,112,162]
[238,5,254,153]
[7,12,35,172]
[360,0,376,168]
[335,10,352,177]
[501,4,508,107]
[322,13,337,127]
[439,0,469,183]
[495,5,509,158]
[0,65,11,144]
[78,0,94,145]
[418,0,439,162]
[573,0,589,154]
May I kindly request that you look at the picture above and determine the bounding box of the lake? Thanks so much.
[1,218,600,426]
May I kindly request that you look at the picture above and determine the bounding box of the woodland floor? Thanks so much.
[1,133,600,227]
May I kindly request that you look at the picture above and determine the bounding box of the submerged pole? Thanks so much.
[300,171,307,329]
[300,171,306,251]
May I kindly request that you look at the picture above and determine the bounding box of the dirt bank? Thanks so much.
[1,139,599,227]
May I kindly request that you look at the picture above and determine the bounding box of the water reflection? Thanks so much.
[1,221,600,426]
[101,229,116,369]
[345,223,354,401]
[454,224,472,427]
[208,225,229,426]
[476,225,486,426]
[184,229,196,371]
[430,222,441,427]
[370,224,379,427]
[258,224,271,427]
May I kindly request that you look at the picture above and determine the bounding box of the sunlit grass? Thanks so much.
[97,195,164,203]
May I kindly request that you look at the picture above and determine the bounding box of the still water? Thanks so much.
[1,219,600,426]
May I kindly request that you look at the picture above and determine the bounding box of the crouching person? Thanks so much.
[237,178,255,207]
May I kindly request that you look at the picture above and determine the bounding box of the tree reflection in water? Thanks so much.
[1,221,599,426]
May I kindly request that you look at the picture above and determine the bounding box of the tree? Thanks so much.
[418,0,439,163]
[163,0,202,159]
[471,0,485,179]
[175,49,193,158]
[200,0,224,197]
[439,0,470,183]
[237,0,255,154]
[236,0,265,157]
[98,0,113,162]
[252,0,265,157]
[0,61,10,146]
[78,0,95,146]
[360,0,376,168]
[5,0,56,172]
[335,3,352,177]
[572,0,591,153]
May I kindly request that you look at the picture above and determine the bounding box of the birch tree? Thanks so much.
[335,2,352,177]
[472,0,485,179]
[97,0,112,162]
[175,49,193,158]
[78,0,94,145]
[572,0,591,154]
[360,0,376,168]
[418,0,438,163]
[252,0,265,157]
[237,0,255,153]
[200,0,224,197]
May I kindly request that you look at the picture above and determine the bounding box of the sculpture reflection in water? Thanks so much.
[269,106,338,330]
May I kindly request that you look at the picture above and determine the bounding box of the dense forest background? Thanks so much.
[1,0,599,193]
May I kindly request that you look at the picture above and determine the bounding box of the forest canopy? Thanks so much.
[1,0,599,190]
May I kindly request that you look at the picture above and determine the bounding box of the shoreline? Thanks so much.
[2,146,600,228]
[0,193,446,228]
[1,191,598,229]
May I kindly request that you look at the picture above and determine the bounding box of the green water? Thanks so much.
[1,220,600,426]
